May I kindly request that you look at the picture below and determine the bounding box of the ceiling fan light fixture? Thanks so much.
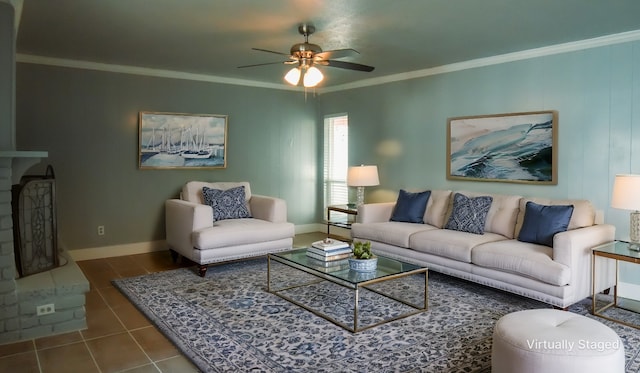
[303,66,323,87]
[284,67,301,85]
[243,23,374,88]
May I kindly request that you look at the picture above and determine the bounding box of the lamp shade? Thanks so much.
[347,165,380,187]
[612,174,640,211]
[303,66,324,87]
[284,67,301,85]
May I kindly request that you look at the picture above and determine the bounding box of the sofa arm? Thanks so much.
[250,195,288,223]
[553,223,616,301]
[356,202,396,223]
[165,199,213,254]
[553,224,615,267]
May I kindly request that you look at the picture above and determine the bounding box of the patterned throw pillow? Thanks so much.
[202,186,252,221]
[444,193,493,234]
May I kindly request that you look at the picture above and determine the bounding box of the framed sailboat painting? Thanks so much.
[138,111,228,169]
[447,110,557,184]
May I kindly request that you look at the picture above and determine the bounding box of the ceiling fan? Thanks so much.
[238,24,375,87]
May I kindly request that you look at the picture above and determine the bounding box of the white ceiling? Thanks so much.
[14,0,640,89]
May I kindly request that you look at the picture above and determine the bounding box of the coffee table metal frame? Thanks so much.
[267,248,428,333]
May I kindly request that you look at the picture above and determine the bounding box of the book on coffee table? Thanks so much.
[308,246,351,256]
[311,238,350,251]
[306,257,350,272]
[306,248,352,262]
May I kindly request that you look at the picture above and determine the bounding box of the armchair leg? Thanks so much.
[198,265,208,277]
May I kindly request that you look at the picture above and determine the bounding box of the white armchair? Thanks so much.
[165,181,295,276]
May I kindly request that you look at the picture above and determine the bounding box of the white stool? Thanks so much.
[492,309,625,373]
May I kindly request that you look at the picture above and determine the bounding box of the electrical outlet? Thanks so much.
[97,225,105,236]
[36,304,55,316]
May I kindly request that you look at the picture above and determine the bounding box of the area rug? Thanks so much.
[113,258,640,372]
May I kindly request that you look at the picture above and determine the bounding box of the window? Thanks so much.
[323,114,349,213]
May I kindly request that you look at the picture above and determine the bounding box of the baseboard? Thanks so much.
[618,281,640,300]
[297,224,352,239]
[295,223,325,234]
[67,240,168,261]
[328,225,351,241]
[68,224,327,261]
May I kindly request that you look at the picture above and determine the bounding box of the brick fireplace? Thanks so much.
[0,154,90,344]
[0,1,89,345]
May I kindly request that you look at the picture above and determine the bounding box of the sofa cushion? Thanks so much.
[182,181,252,205]
[471,240,571,286]
[410,229,508,263]
[351,221,436,248]
[192,219,294,249]
[203,186,252,221]
[390,189,431,223]
[424,190,452,228]
[517,201,574,247]
[445,193,493,234]
[515,198,594,237]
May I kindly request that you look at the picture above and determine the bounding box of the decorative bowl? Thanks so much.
[348,257,378,272]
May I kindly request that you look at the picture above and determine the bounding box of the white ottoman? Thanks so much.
[492,309,625,373]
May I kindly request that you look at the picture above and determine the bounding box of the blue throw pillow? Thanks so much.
[390,189,431,223]
[444,193,493,235]
[518,201,574,247]
[202,186,252,221]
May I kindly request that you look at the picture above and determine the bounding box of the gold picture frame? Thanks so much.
[447,110,558,184]
[138,111,228,169]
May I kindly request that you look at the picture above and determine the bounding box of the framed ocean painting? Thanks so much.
[138,111,228,169]
[447,110,558,184]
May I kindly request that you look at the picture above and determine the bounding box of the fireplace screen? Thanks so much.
[12,165,58,277]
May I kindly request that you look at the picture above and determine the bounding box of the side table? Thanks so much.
[326,204,358,241]
[592,240,640,329]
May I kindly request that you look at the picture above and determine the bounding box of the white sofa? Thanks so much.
[351,190,615,308]
[165,181,295,276]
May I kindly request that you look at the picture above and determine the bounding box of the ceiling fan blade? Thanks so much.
[325,60,375,72]
[252,48,291,57]
[237,61,287,68]
[316,48,359,60]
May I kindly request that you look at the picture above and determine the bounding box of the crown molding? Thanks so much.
[16,29,640,93]
[321,29,640,93]
[15,54,302,91]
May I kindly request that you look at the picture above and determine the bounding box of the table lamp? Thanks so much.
[347,165,379,207]
[611,174,640,251]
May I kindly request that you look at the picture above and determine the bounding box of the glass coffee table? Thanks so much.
[267,248,428,333]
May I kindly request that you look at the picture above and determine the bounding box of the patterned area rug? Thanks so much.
[113,258,640,372]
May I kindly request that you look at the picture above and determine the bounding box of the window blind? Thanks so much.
[323,115,349,217]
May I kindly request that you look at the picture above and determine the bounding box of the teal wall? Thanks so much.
[14,39,640,273]
[0,2,14,149]
[16,64,318,251]
[319,41,640,236]
[319,40,640,287]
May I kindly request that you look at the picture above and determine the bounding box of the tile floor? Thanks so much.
[0,232,326,373]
